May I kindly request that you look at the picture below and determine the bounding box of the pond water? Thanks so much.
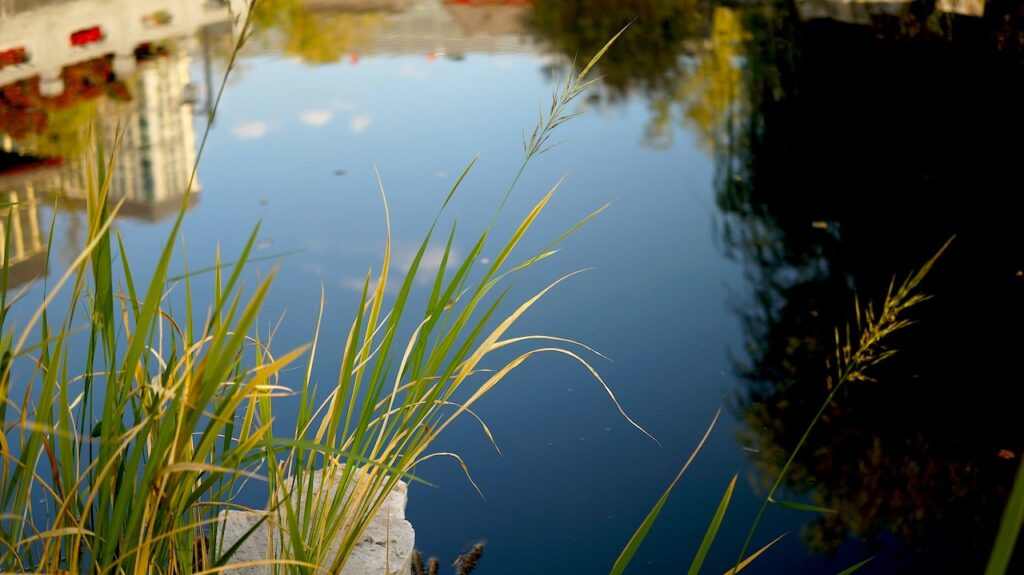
[1,0,1022,573]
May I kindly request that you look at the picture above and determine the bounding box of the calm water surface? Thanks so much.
[1,0,1022,573]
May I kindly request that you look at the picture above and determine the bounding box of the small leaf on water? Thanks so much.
[768,497,836,514]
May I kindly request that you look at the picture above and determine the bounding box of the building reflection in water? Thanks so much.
[0,0,548,285]
[0,0,236,285]
[247,0,538,62]
[0,154,48,286]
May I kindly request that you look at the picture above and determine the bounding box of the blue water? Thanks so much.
[200,50,757,573]
[2,0,1022,572]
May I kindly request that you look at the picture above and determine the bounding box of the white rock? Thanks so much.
[218,467,414,575]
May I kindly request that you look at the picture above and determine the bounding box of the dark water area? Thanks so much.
[1,0,1023,573]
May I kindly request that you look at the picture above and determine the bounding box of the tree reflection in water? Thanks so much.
[530,0,1024,567]
[716,0,1024,568]
[528,0,709,95]
[250,0,385,63]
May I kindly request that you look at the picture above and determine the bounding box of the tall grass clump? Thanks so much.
[0,4,638,573]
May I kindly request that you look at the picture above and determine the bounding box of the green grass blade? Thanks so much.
[166,248,302,283]
[212,513,270,568]
[768,498,835,515]
[609,410,720,575]
[688,473,738,575]
[836,557,874,575]
[986,456,1024,574]
[115,232,140,319]
[440,156,477,213]
[724,533,786,575]
[0,211,10,327]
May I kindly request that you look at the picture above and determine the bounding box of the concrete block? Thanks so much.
[219,467,414,575]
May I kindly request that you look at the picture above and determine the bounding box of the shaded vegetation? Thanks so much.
[528,0,709,95]
[0,56,131,157]
[251,0,385,63]
[717,1,1024,569]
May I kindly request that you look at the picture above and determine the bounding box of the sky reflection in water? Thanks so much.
[1,0,1022,572]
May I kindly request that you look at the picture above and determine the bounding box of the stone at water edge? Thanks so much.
[219,469,414,575]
